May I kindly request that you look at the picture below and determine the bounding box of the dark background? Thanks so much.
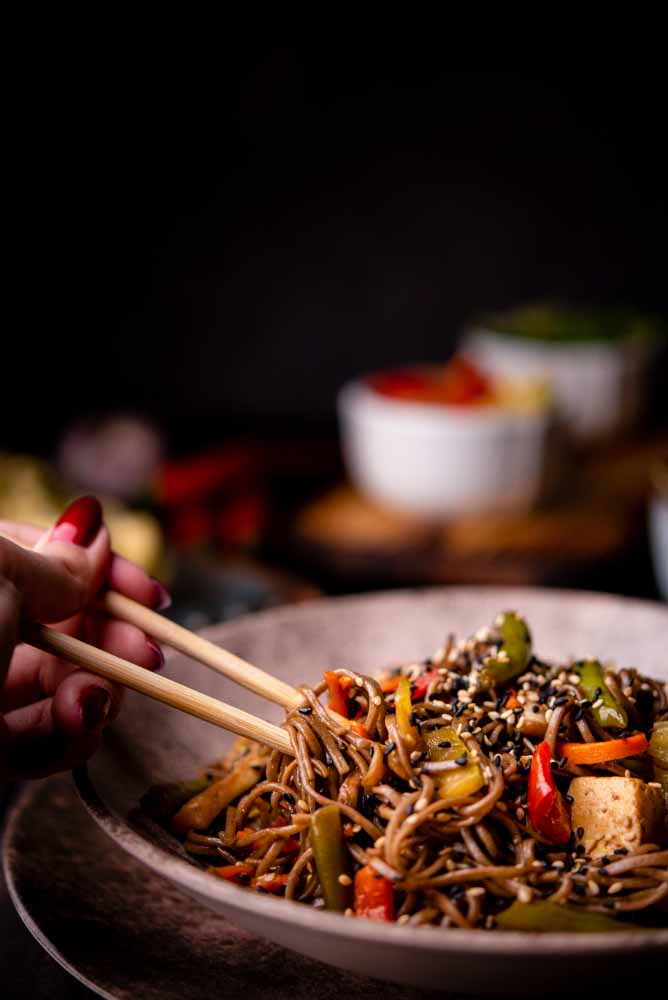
[7,58,667,454]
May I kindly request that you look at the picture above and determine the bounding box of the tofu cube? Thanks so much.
[568,776,666,858]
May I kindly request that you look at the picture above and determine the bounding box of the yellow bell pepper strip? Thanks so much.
[140,776,212,820]
[556,732,648,766]
[171,758,262,834]
[479,612,531,689]
[649,722,668,795]
[496,900,638,932]
[354,864,395,921]
[395,677,419,747]
[324,671,349,718]
[572,659,627,730]
[310,804,352,911]
[424,726,484,799]
[528,741,571,845]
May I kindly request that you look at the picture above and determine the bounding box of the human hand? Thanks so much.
[0,496,170,781]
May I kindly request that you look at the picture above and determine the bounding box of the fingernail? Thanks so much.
[146,638,165,670]
[81,687,111,730]
[8,733,68,774]
[52,496,103,546]
[151,579,172,611]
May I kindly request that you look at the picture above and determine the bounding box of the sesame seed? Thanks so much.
[586,880,600,896]
[338,873,352,886]
[517,885,533,903]
[298,706,313,714]
[592,698,604,710]
[297,799,309,811]
[397,914,410,924]
[374,836,385,849]
[344,907,354,917]
[608,882,624,895]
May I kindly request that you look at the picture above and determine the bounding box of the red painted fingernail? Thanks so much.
[52,496,103,546]
[146,638,165,670]
[81,687,111,730]
[151,579,172,611]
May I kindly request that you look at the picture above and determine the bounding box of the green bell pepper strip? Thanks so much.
[496,900,638,932]
[424,726,484,799]
[572,659,627,730]
[310,804,352,911]
[479,612,532,688]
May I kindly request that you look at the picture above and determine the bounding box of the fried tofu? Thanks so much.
[569,776,666,858]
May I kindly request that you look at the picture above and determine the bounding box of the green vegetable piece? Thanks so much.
[649,722,668,796]
[496,900,638,933]
[479,612,532,688]
[572,660,627,730]
[310,804,352,912]
[140,777,212,820]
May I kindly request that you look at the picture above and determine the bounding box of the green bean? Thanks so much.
[479,612,532,688]
[496,900,638,932]
[572,659,627,730]
[310,804,352,911]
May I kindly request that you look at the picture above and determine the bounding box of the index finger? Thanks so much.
[0,519,169,610]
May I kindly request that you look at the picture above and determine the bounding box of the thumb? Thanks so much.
[1,496,111,625]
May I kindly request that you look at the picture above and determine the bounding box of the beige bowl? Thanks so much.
[76,587,668,994]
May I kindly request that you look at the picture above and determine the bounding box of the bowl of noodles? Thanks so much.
[75,587,668,993]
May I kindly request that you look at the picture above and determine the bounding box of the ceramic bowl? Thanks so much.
[337,380,551,517]
[75,587,668,994]
[461,328,652,443]
[649,457,668,600]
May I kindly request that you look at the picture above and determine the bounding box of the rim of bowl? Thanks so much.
[465,327,651,356]
[337,379,550,431]
[74,587,668,959]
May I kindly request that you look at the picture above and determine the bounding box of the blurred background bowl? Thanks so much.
[650,456,668,600]
[337,378,551,517]
[462,305,659,443]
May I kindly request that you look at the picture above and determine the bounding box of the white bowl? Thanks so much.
[650,495,668,600]
[461,329,652,442]
[75,587,668,994]
[337,379,550,517]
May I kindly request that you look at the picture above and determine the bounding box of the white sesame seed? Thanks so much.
[488,711,500,721]
[355,677,364,687]
[544,708,553,723]
[373,695,382,706]
[607,882,624,895]
[498,651,510,663]
[297,799,308,811]
[397,913,410,925]
[468,886,485,898]
[415,797,428,811]
[446,859,457,871]
[517,885,533,903]
[647,781,662,789]
[338,873,352,886]
[344,907,354,917]
[374,836,385,849]
[586,880,600,896]
[592,698,604,710]
[516,807,525,821]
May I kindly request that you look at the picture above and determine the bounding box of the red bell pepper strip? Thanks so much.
[528,741,571,845]
[354,865,395,921]
[254,873,290,894]
[208,864,254,884]
[411,669,441,702]
[324,672,349,718]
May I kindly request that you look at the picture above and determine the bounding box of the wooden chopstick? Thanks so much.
[22,622,294,756]
[99,591,304,712]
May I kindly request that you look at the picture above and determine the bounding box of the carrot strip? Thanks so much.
[556,732,648,765]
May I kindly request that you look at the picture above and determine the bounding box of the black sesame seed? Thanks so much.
[282,792,295,803]
[576,827,584,840]
[325,753,333,766]
[383,742,396,760]
[614,847,628,856]
[298,706,313,715]
[424,657,433,666]
[553,696,569,707]
[256,886,268,894]
[438,741,452,749]
[374,872,384,879]
[532,705,540,714]
[592,687,602,702]
[580,699,592,710]
[454,704,466,717]
[559,756,568,768]
[409,712,418,726]
[428,693,441,702]
[573,883,586,896]
[405,803,414,816]
[572,706,583,722]
[564,794,574,804]
[575,845,586,856]
[455,753,468,766]
[494,755,502,766]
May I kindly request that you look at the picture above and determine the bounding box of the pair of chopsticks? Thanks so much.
[22,591,301,756]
